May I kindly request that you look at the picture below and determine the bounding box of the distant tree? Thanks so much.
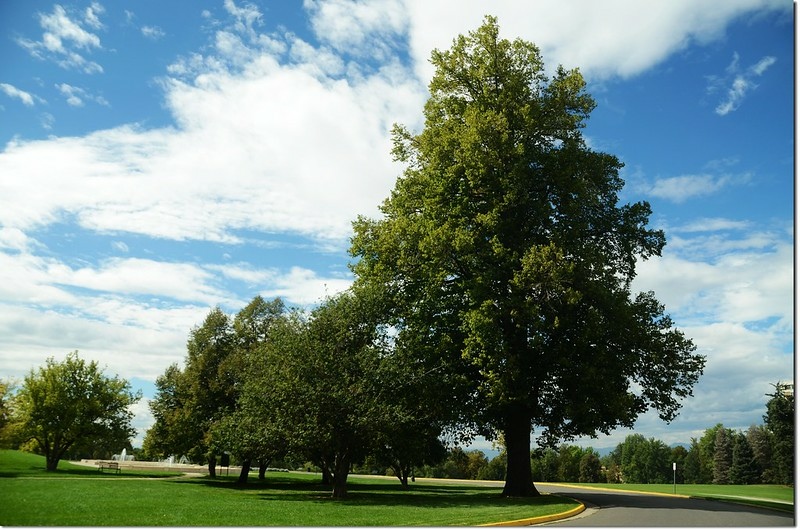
[764,382,794,485]
[670,445,688,484]
[373,422,447,488]
[745,424,772,483]
[682,439,702,484]
[478,451,507,481]
[13,352,140,471]
[350,16,704,497]
[531,447,559,483]
[0,379,16,448]
[712,427,732,485]
[141,363,195,462]
[557,445,583,482]
[466,450,490,479]
[729,432,759,485]
[579,450,602,483]
[697,424,728,483]
[614,434,671,483]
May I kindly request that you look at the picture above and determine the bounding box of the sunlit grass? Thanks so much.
[557,482,794,513]
[0,450,579,526]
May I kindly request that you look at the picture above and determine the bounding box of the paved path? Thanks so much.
[535,484,794,526]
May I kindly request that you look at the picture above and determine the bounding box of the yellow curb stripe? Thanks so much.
[546,482,691,498]
[480,498,585,527]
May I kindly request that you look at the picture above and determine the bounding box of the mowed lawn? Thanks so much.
[0,451,579,526]
[557,482,794,513]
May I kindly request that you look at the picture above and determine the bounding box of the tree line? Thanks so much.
[377,383,792,486]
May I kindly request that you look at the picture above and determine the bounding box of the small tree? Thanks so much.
[14,352,140,471]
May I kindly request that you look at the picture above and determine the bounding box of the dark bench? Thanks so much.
[98,461,121,474]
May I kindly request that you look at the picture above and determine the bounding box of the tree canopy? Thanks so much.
[13,351,140,471]
[350,16,704,496]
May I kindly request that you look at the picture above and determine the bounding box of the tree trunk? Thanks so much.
[208,454,217,478]
[502,405,539,497]
[258,459,269,480]
[238,459,251,484]
[331,453,350,499]
[321,465,332,485]
[46,454,59,472]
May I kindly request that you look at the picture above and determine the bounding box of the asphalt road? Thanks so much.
[535,484,794,527]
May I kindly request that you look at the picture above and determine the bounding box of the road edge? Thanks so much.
[479,498,586,527]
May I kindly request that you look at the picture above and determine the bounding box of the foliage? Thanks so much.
[608,434,672,484]
[11,352,140,471]
[764,382,794,485]
[531,445,603,483]
[349,15,703,497]
[0,379,18,448]
[712,427,733,484]
[729,432,760,485]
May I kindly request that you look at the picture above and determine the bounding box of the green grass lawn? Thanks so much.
[558,482,794,513]
[0,451,579,526]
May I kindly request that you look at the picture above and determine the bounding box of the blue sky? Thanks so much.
[0,0,793,453]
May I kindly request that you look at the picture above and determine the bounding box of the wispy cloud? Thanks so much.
[639,159,752,203]
[709,52,777,116]
[16,4,104,73]
[673,217,751,233]
[0,83,38,107]
[141,25,165,41]
[55,83,109,107]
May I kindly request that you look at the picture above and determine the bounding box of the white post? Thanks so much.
[672,462,676,494]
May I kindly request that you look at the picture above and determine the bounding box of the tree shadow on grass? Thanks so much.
[192,476,569,509]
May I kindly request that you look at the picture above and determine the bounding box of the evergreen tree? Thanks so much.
[683,439,702,484]
[729,432,759,484]
[712,427,732,485]
[745,424,772,483]
[764,382,794,485]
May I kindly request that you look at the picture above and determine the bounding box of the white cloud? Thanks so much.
[16,4,103,73]
[141,25,166,41]
[305,0,408,60]
[401,0,789,83]
[673,217,751,233]
[634,234,792,328]
[1,20,425,245]
[575,227,793,449]
[0,83,37,107]
[84,2,105,30]
[646,174,731,202]
[111,241,129,253]
[55,83,110,107]
[710,52,777,116]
